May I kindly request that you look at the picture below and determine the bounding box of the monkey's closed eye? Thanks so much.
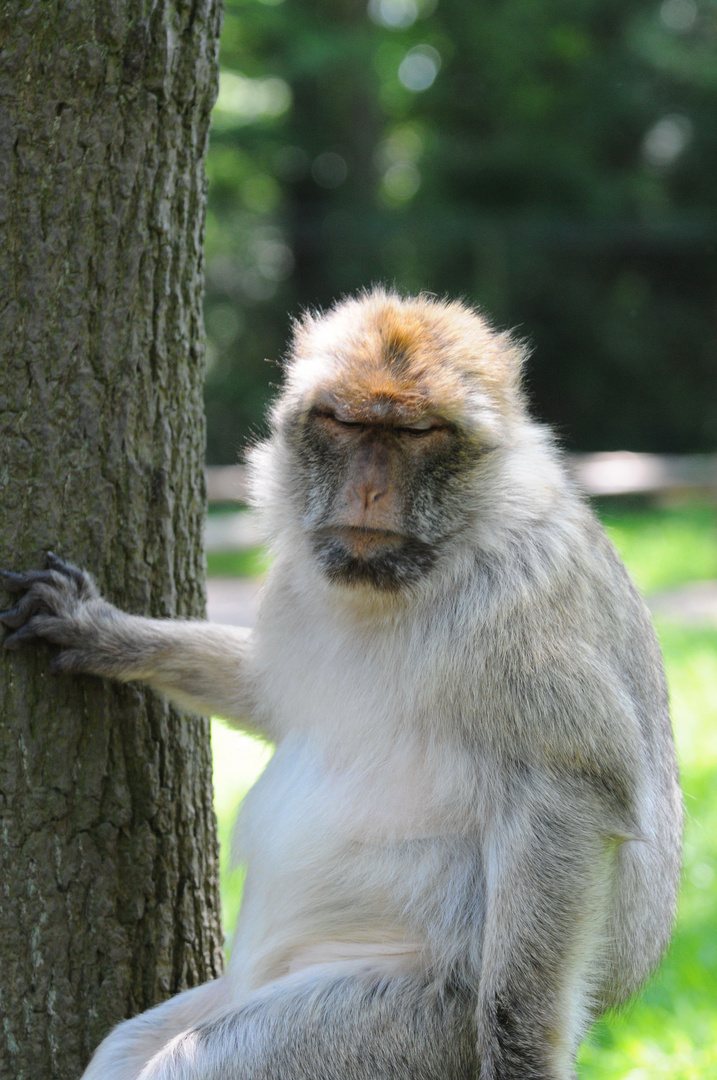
[398,421,447,436]
[312,409,447,436]
[329,414,364,429]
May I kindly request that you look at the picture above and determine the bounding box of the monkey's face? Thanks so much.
[265,292,526,592]
[293,403,455,587]
[284,394,486,591]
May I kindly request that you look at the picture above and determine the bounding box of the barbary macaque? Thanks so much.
[2,290,682,1080]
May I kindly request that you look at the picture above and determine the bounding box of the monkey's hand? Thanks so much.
[1,553,120,676]
[1,553,265,732]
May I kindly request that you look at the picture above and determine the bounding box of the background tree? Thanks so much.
[0,2,224,1076]
[203,0,717,463]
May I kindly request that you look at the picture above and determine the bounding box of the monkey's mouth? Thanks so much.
[311,527,436,590]
[325,526,406,558]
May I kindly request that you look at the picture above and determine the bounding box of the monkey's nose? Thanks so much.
[351,484,387,509]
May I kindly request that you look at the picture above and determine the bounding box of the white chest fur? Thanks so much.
[228,581,486,991]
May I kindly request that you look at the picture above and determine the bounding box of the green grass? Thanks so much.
[210,502,717,1076]
[211,724,272,946]
[206,546,269,579]
[598,501,717,594]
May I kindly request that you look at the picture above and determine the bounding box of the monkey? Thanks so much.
[1,289,682,1080]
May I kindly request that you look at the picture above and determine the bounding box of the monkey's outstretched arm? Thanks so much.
[476,779,613,1080]
[1,555,265,735]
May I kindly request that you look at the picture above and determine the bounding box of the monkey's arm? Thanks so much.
[476,777,616,1080]
[1,555,266,736]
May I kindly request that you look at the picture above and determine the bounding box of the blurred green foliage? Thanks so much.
[204,0,717,463]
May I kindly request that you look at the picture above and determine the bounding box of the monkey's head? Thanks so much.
[251,289,535,592]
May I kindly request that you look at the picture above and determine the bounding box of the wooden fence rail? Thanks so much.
[206,453,717,506]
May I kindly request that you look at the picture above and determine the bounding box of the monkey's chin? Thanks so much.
[311,528,437,591]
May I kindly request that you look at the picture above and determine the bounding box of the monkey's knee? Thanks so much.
[135,1030,208,1080]
[136,1021,268,1080]
[81,1012,162,1080]
[82,979,232,1080]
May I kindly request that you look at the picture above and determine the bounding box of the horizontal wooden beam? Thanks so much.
[570,452,717,496]
[207,453,717,506]
[206,465,250,504]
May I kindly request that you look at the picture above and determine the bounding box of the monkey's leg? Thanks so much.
[136,968,478,1080]
[0,555,263,731]
[476,787,614,1080]
[81,978,234,1080]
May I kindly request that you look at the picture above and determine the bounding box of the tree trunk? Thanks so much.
[0,2,225,1076]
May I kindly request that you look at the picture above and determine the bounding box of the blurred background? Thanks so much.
[203,0,717,464]
[203,3,717,1077]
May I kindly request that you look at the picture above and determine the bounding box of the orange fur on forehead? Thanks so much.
[288,290,526,416]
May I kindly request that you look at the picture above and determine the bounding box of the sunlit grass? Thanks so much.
[210,502,717,1076]
[206,546,269,579]
[211,723,272,949]
[598,501,716,594]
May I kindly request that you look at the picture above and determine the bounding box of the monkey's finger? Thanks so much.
[0,570,27,593]
[2,621,45,650]
[0,580,69,626]
[0,570,46,596]
[46,552,84,583]
[0,568,58,594]
[0,604,29,629]
[3,610,77,648]
[46,553,99,599]
[0,585,58,626]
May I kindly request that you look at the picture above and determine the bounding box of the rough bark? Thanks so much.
[0,2,225,1076]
